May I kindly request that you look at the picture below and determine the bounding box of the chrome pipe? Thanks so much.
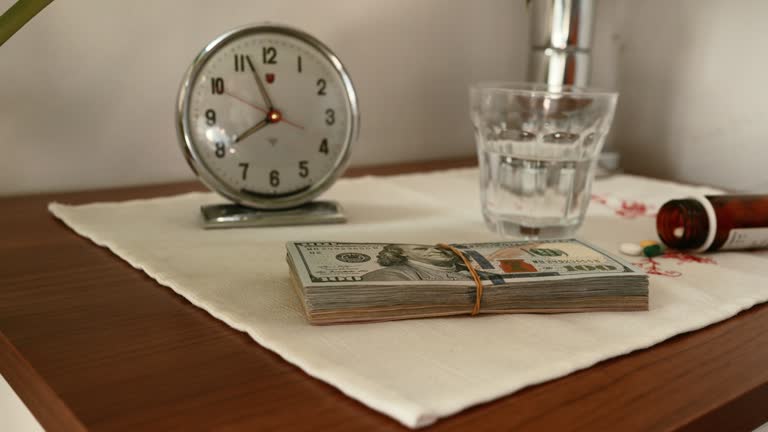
[527,0,595,87]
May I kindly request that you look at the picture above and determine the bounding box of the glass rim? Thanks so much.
[470,81,618,98]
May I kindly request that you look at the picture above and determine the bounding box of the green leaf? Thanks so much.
[0,0,54,48]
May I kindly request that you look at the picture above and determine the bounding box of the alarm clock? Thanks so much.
[176,24,359,228]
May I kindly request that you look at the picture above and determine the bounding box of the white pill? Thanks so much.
[619,242,643,256]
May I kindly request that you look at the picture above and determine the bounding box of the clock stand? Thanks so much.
[200,200,346,229]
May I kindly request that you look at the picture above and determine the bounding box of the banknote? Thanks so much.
[287,239,643,285]
[286,239,648,324]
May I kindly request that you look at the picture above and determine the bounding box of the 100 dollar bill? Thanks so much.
[287,239,643,285]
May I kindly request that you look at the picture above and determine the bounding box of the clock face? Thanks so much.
[179,26,357,209]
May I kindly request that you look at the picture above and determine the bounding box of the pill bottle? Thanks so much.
[656,195,768,252]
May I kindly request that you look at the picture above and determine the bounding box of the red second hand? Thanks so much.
[224,91,305,130]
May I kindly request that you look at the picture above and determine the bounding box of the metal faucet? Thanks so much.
[527,0,595,87]
[527,0,621,173]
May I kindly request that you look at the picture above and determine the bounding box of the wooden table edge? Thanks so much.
[1,331,87,432]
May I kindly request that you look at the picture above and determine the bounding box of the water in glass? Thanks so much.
[470,83,618,239]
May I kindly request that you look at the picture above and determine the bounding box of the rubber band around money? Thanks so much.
[437,243,483,316]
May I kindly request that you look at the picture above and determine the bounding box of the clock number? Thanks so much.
[316,79,326,95]
[270,170,280,187]
[234,54,255,72]
[215,142,226,158]
[319,138,329,154]
[297,55,302,73]
[205,109,216,125]
[262,46,277,64]
[239,163,249,180]
[245,55,257,73]
[210,77,224,94]
[299,160,309,178]
[325,109,335,125]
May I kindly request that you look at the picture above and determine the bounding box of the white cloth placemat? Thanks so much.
[48,169,768,428]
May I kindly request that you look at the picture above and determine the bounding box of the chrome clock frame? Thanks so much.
[176,23,359,210]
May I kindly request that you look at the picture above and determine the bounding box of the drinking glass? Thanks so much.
[470,82,618,239]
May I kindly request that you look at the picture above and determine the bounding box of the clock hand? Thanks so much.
[246,56,274,110]
[224,91,305,130]
[234,117,269,143]
[225,90,268,115]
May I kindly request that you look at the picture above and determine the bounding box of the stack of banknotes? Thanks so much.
[286,239,649,325]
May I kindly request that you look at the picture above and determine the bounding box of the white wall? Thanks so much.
[613,0,768,192]
[6,0,761,196]
[0,0,527,195]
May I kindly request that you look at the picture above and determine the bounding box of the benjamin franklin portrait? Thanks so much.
[361,244,475,282]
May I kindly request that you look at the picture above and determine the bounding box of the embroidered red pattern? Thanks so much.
[591,194,657,219]
[633,250,717,278]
